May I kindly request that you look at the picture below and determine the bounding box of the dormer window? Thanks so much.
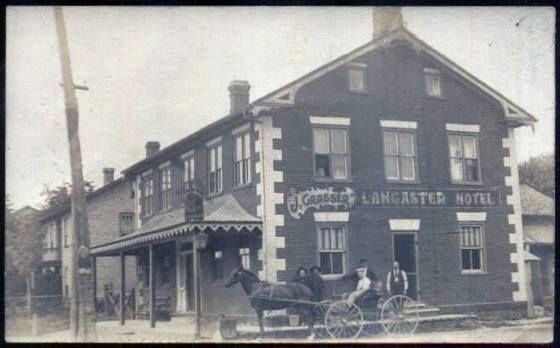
[424,68,442,97]
[348,63,367,93]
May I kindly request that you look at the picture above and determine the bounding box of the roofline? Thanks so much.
[251,27,537,126]
[122,111,249,177]
[39,177,126,222]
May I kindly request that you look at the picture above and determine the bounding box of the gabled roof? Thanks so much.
[252,27,537,126]
[520,184,555,216]
[122,25,537,178]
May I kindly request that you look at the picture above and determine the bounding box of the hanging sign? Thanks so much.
[184,189,204,222]
[287,186,356,219]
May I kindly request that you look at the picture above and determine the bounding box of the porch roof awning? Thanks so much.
[91,194,261,256]
[523,223,554,245]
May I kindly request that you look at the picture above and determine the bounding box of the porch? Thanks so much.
[90,194,262,333]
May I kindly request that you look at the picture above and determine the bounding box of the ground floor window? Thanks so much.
[239,247,250,270]
[318,225,347,275]
[460,224,484,272]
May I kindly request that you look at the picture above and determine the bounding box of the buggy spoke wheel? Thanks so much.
[324,301,364,339]
[381,295,419,336]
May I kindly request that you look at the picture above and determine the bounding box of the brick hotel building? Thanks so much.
[90,8,536,318]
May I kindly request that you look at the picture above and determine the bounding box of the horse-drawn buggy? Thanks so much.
[223,265,419,340]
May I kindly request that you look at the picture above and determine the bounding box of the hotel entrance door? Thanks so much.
[178,251,194,312]
[392,233,419,300]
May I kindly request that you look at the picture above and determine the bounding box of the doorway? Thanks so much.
[178,251,194,312]
[392,233,419,300]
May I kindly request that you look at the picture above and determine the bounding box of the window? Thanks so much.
[119,212,135,236]
[318,225,347,275]
[313,127,349,180]
[425,68,442,97]
[348,65,367,93]
[208,144,223,195]
[448,134,480,183]
[383,130,417,181]
[141,176,154,216]
[183,155,195,192]
[213,250,224,280]
[159,166,172,210]
[460,225,484,272]
[64,267,68,297]
[239,247,251,270]
[234,132,252,187]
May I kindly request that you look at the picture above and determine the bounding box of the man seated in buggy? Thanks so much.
[334,259,384,307]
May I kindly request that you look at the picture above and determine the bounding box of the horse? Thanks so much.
[225,265,316,338]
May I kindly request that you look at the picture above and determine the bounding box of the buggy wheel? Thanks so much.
[361,297,385,337]
[380,295,419,335]
[324,300,364,339]
[314,300,333,337]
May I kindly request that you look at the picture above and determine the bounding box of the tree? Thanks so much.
[518,153,555,198]
[40,181,95,212]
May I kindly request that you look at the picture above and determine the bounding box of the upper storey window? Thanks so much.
[159,165,172,211]
[446,124,481,184]
[424,68,442,97]
[234,131,251,187]
[311,116,351,181]
[141,173,154,217]
[381,120,418,182]
[182,152,195,192]
[207,138,223,196]
[348,62,367,93]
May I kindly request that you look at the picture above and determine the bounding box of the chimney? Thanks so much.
[145,141,160,158]
[372,7,404,40]
[228,80,250,115]
[103,168,115,186]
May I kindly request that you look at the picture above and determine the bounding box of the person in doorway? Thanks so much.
[346,266,371,306]
[386,261,408,296]
[308,266,324,302]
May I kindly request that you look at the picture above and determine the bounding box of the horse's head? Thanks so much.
[225,265,244,288]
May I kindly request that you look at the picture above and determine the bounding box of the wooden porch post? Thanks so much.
[120,252,126,325]
[149,244,156,328]
[193,228,200,339]
[92,257,97,320]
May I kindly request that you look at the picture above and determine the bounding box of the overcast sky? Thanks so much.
[6,6,555,209]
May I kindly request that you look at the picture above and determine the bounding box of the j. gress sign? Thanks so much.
[286,186,501,219]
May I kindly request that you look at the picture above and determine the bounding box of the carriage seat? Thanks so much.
[355,288,383,308]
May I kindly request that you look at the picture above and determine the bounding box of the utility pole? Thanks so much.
[53,7,97,342]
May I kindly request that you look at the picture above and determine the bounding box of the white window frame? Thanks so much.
[447,132,482,184]
[141,175,154,217]
[208,143,223,195]
[159,165,172,211]
[182,153,195,192]
[312,126,350,181]
[234,131,252,187]
[382,129,418,182]
[317,224,348,278]
[239,247,251,270]
[348,63,367,93]
[459,223,486,274]
[424,68,442,97]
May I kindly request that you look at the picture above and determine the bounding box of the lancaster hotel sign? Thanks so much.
[286,186,501,219]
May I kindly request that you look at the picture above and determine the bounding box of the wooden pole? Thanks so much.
[193,230,200,339]
[53,7,96,341]
[120,252,126,325]
[92,257,96,320]
[149,245,156,328]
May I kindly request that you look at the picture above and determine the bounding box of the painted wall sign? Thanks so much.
[287,187,356,219]
[358,189,500,208]
[287,186,501,219]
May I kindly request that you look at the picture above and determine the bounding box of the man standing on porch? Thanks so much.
[386,261,408,296]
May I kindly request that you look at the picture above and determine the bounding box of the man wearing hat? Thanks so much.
[346,266,371,306]
[308,266,324,302]
[342,258,378,288]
